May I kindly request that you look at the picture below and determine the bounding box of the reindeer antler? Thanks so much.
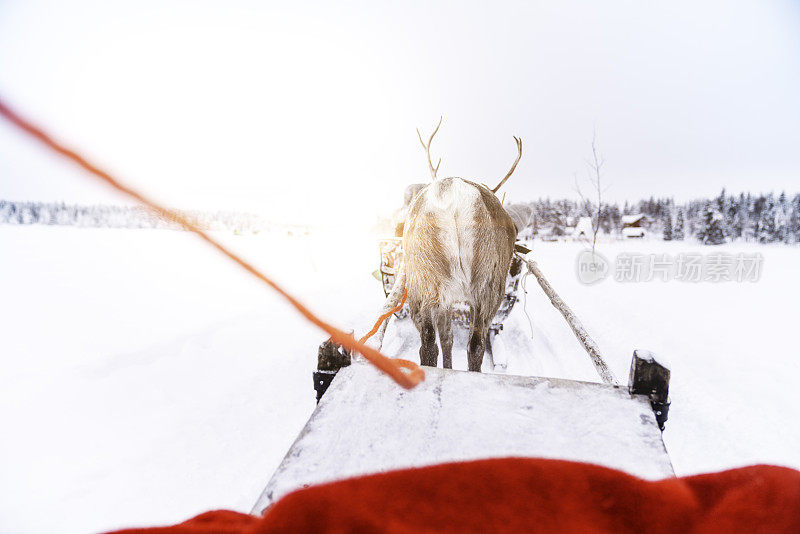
[417,116,443,180]
[492,136,522,193]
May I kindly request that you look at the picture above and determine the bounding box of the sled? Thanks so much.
[253,349,672,513]
[253,243,673,514]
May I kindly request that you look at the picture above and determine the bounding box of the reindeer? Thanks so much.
[401,118,522,372]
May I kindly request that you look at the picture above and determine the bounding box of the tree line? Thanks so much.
[0,200,267,233]
[506,189,800,245]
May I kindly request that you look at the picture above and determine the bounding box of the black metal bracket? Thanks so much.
[514,242,532,255]
[313,370,337,404]
[313,338,351,403]
[628,349,671,431]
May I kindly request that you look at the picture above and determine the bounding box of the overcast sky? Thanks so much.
[1,0,799,224]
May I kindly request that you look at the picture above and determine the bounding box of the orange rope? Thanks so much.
[359,290,407,344]
[0,98,424,389]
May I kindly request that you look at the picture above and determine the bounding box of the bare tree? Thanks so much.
[574,130,608,258]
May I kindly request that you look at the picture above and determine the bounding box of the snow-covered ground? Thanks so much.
[1,226,798,533]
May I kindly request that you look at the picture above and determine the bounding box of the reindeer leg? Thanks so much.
[467,328,487,372]
[436,307,453,370]
[467,306,487,372]
[414,308,439,368]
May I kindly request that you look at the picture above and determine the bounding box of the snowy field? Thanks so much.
[1,225,799,534]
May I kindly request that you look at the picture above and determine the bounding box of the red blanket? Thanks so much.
[110,458,800,534]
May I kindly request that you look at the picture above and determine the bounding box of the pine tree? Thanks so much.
[673,209,685,240]
[789,194,800,244]
[728,193,745,240]
[756,195,777,243]
[719,189,736,238]
[696,203,726,245]
[742,193,756,240]
[776,192,789,243]
[663,214,673,241]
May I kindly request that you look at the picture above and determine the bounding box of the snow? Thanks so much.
[634,349,671,370]
[621,214,645,224]
[254,363,673,511]
[0,225,382,534]
[1,226,799,533]
[525,239,800,478]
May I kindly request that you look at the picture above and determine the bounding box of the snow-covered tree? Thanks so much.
[663,214,673,241]
[789,194,800,244]
[673,209,685,240]
[19,204,36,224]
[775,192,789,243]
[728,193,746,240]
[756,195,777,243]
[696,203,726,245]
[715,188,735,238]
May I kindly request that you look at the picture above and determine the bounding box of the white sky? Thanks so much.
[1,0,799,224]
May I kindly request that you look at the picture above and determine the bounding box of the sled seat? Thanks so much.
[253,362,673,513]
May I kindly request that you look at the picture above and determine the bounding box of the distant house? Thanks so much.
[621,214,647,238]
